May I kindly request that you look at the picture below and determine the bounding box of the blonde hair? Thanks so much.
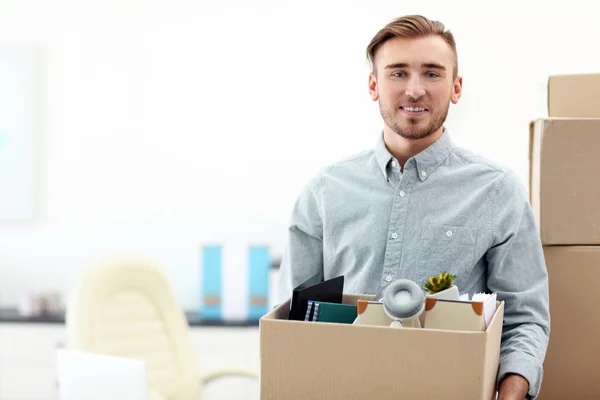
[366,15,458,78]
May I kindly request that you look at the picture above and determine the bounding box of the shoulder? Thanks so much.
[321,148,374,175]
[450,146,510,176]
[298,148,373,195]
[449,146,528,201]
[309,148,375,184]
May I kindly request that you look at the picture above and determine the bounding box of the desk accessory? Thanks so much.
[382,279,425,328]
[424,271,460,300]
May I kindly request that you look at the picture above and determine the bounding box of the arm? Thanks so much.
[276,173,325,305]
[485,171,550,400]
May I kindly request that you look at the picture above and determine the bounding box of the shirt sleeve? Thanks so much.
[276,173,325,305]
[485,171,551,400]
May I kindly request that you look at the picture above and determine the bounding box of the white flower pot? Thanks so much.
[428,285,460,300]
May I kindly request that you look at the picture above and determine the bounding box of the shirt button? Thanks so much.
[391,232,398,239]
[399,190,405,197]
[391,161,397,167]
[446,230,453,237]
[421,171,427,177]
[386,275,392,282]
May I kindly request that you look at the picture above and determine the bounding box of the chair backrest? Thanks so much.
[65,257,202,400]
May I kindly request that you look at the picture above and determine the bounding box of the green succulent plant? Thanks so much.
[424,271,456,294]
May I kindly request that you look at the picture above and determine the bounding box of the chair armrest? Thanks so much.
[201,368,259,385]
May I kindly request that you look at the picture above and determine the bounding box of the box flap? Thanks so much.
[483,301,504,398]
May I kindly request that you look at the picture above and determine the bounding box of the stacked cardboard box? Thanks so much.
[530,73,600,399]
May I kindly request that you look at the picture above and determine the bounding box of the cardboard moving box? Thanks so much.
[548,74,600,117]
[539,246,600,399]
[260,294,504,400]
[529,118,600,245]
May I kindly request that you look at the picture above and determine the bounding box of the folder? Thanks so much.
[305,301,357,324]
[288,274,344,321]
[353,300,394,326]
[423,293,497,331]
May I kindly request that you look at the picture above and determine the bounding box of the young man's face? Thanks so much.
[368,35,462,140]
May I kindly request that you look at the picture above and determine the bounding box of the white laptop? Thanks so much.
[56,348,148,400]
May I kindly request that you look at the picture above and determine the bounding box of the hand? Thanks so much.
[498,374,529,400]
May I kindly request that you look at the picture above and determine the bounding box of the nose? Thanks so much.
[405,76,426,99]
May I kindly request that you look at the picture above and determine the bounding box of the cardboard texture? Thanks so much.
[539,246,600,399]
[260,294,504,400]
[548,74,600,117]
[529,118,600,245]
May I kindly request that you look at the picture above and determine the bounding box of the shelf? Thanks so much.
[0,308,259,327]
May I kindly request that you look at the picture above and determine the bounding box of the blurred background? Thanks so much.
[0,0,599,398]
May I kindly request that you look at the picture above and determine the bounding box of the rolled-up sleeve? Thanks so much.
[485,171,551,399]
[276,173,325,305]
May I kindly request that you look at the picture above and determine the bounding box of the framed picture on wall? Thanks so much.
[0,46,38,221]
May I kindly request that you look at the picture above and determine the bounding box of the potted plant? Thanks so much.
[423,271,460,300]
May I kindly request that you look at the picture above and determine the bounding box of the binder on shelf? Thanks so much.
[248,245,270,321]
[200,245,222,320]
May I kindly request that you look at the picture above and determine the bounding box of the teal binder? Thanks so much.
[248,245,270,320]
[200,245,222,320]
[306,301,357,324]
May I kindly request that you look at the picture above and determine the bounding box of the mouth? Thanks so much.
[400,106,428,115]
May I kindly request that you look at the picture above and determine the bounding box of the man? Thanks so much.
[277,14,550,400]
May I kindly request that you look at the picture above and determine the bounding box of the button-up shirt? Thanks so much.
[277,129,550,399]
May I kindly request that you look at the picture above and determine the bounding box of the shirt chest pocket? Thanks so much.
[415,224,477,289]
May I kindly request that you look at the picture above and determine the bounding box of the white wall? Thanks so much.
[0,0,599,310]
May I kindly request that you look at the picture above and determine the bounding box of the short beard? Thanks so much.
[380,101,449,140]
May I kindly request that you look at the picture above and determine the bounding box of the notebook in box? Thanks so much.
[288,274,344,321]
[305,301,357,324]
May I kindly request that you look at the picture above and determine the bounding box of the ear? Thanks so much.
[368,72,379,101]
[451,76,462,104]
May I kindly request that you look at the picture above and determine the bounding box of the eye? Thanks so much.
[392,71,406,77]
[426,72,439,78]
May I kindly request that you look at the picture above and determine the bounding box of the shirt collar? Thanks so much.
[375,133,394,181]
[374,128,454,182]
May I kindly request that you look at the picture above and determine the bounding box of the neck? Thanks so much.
[382,125,444,169]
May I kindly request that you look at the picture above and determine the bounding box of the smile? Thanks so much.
[400,106,428,114]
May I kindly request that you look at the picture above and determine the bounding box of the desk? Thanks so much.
[0,310,259,400]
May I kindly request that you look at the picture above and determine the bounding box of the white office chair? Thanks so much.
[64,256,258,400]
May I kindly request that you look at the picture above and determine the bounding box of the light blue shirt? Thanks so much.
[277,129,550,399]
